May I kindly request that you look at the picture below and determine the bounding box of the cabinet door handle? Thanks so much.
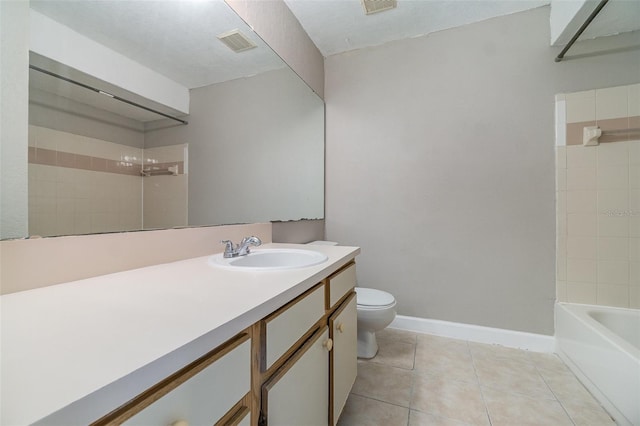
[336,323,345,333]
[323,338,333,351]
[171,421,189,426]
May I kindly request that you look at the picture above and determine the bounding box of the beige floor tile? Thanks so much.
[351,361,413,407]
[482,388,574,426]
[409,410,474,426]
[416,334,470,354]
[527,352,571,375]
[474,356,555,400]
[345,332,611,426]
[469,341,533,364]
[411,374,490,426]
[364,339,415,370]
[378,327,418,344]
[337,394,409,426]
[414,343,477,383]
[538,368,597,403]
[561,398,616,426]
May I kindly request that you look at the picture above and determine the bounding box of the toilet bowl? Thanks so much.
[355,287,397,359]
[305,241,397,359]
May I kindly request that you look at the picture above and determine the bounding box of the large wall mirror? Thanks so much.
[24,0,324,238]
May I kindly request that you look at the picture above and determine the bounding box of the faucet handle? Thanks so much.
[221,240,235,258]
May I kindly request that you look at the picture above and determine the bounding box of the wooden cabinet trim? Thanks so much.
[92,332,250,426]
[328,261,355,280]
[214,393,251,426]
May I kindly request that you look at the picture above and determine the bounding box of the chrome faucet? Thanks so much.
[221,236,262,258]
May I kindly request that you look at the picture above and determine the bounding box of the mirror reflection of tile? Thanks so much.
[28,125,187,237]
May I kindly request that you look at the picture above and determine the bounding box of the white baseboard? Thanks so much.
[389,315,555,353]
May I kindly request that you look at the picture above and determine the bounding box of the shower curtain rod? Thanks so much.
[29,65,188,125]
[555,0,609,62]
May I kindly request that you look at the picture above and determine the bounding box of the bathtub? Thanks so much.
[555,303,640,426]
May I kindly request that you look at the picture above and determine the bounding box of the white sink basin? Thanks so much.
[209,249,328,271]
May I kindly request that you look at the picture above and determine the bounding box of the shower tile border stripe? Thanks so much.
[28,147,185,176]
[566,115,640,146]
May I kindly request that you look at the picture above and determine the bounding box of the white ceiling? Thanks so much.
[284,0,640,57]
[284,0,551,57]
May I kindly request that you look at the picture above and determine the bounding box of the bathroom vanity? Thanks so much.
[1,243,359,425]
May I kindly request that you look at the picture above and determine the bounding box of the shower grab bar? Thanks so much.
[600,127,640,134]
[141,165,179,177]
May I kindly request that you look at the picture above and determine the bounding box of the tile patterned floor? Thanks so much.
[337,328,617,426]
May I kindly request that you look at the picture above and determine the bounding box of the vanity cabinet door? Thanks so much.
[262,326,330,426]
[329,293,357,426]
[326,263,356,310]
[112,335,251,426]
[263,284,326,371]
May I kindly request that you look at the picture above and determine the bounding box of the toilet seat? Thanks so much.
[355,287,396,309]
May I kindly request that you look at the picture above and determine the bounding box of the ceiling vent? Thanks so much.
[217,29,257,53]
[361,0,397,15]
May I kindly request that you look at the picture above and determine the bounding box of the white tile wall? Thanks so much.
[565,90,596,123]
[628,84,640,116]
[29,164,143,236]
[144,144,187,164]
[28,127,190,236]
[557,84,640,307]
[142,144,188,230]
[595,86,628,121]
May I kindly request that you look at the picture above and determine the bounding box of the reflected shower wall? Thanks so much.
[142,144,188,230]
[27,125,188,237]
[28,125,143,236]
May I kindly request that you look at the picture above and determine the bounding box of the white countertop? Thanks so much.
[1,243,359,425]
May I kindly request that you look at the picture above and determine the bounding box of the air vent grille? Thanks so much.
[361,0,397,15]
[217,29,257,53]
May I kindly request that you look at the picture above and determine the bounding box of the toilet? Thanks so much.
[307,241,397,359]
[354,287,397,358]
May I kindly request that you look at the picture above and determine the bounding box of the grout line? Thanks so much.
[407,341,418,420]
[348,391,410,410]
[537,368,578,426]
[470,341,494,426]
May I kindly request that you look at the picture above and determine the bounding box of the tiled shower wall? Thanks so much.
[555,84,640,307]
[142,144,188,230]
[28,126,187,236]
[29,125,143,236]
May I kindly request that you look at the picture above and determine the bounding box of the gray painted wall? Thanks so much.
[325,7,640,335]
[272,219,325,243]
[145,67,324,228]
[1,1,29,239]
